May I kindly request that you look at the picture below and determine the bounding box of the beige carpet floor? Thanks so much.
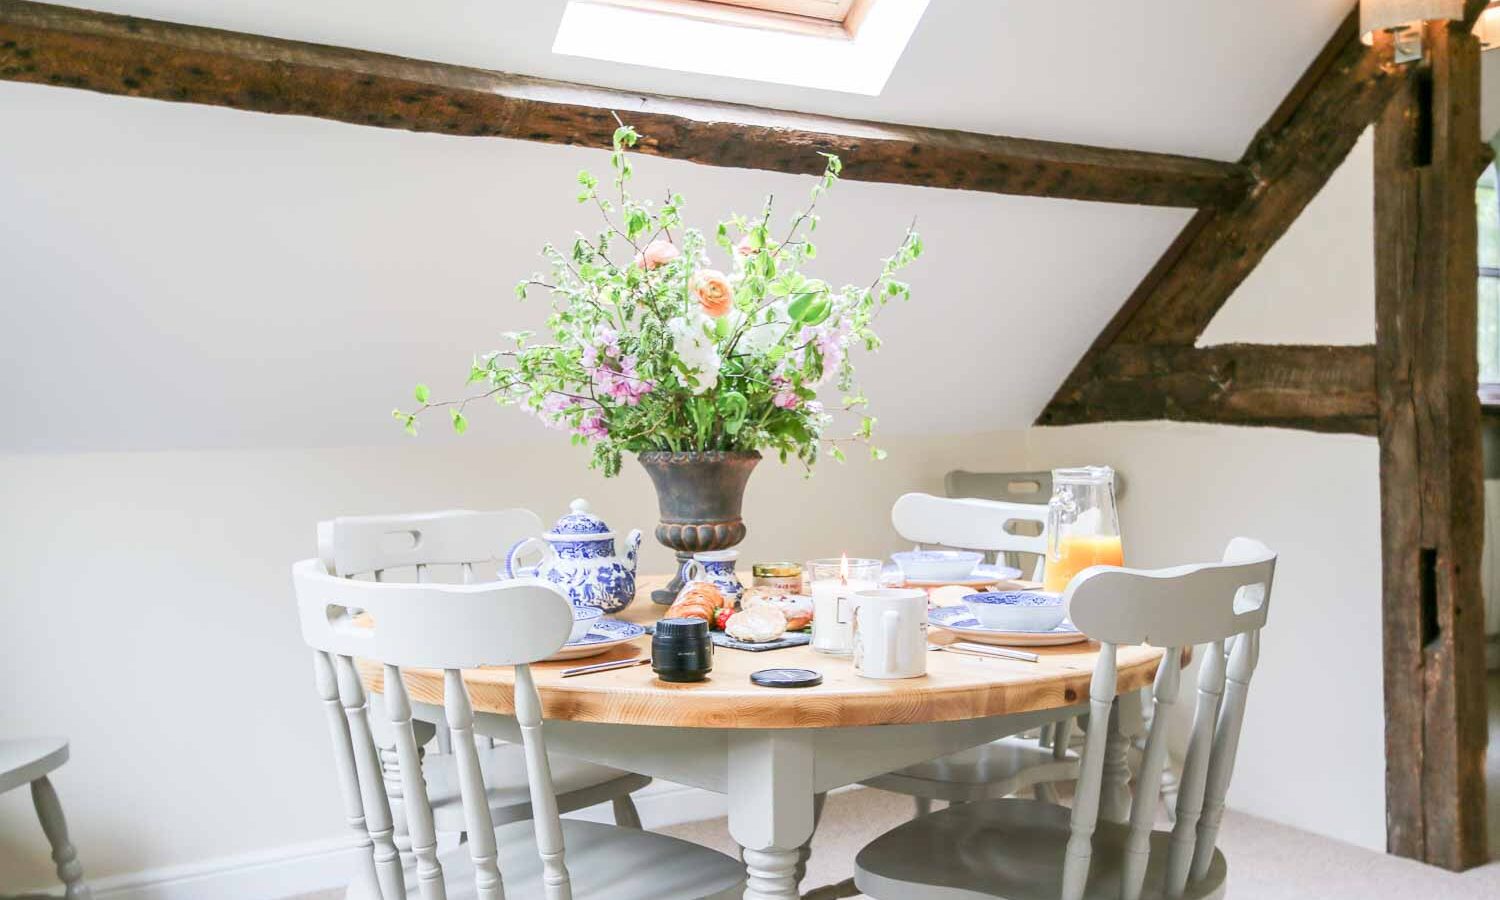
[291,673,1500,899]
[291,786,1500,900]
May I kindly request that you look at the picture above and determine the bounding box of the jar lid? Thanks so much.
[1052,466,1115,485]
[750,668,823,688]
[545,498,615,541]
[753,562,803,578]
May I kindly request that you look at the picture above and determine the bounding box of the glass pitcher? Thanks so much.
[1043,466,1123,594]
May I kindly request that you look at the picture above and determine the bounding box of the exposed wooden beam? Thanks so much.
[0,1,1251,208]
[1374,19,1490,872]
[1035,343,1376,435]
[1038,3,1490,432]
[1057,8,1391,355]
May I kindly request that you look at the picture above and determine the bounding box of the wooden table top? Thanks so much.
[360,577,1168,730]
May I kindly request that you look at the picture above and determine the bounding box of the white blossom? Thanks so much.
[737,302,790,357]
[668,313,722,395]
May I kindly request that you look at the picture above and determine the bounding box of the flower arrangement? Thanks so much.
[397,126,923,477]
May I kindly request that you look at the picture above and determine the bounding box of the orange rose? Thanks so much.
[690,269,734,318]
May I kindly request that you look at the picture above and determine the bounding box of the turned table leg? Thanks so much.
[31,775,92,900]
[728,732,815,900]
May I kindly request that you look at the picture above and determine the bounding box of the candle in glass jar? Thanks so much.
[808,555,882,655]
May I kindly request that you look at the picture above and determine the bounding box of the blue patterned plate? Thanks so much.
[929,605,1087,647]
[545,620,648,661]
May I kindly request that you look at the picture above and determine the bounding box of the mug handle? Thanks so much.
[506,537,547,579]
[679,559,705,584]
[882,609,900,675]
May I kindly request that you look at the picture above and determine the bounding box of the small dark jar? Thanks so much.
[652,617,714,683]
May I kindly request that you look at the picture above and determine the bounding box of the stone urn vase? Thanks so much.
[637,450,761,604]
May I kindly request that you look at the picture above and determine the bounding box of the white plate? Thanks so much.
[882,562,1024,589]
[929,606,1087,647]
[543,620,648,661]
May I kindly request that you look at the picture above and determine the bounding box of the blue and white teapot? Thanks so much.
[506,499,642,613]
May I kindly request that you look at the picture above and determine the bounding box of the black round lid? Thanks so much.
[750,668,823,689]
[655,617,709,639]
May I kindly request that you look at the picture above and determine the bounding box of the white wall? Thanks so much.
[1023,424,1385,849]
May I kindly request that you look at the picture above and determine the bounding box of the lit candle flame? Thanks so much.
[839,553,848,585]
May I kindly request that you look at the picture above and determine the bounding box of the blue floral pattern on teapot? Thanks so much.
[505,499,642,613]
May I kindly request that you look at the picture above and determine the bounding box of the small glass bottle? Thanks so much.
[751,562,804,594]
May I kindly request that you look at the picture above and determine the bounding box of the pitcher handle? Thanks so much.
[506,537,547,579]
[679,558,705,584]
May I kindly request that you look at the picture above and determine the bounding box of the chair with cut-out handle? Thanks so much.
[294,558,746,899]
[853,537,1275,900]
[859,492,1078,814]
[316,510,651,846]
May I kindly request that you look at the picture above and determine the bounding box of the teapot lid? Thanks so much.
[544,498,614,541]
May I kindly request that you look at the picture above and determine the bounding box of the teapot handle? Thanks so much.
[506,537,548,579]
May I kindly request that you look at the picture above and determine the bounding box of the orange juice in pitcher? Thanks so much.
[1043,467,1122,594]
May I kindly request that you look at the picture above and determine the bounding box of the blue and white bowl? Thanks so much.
[569,605,605,643]
[891,550,983,582]
[962,590,1066,632]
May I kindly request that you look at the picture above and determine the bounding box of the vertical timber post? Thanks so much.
[1374,18,1490,871]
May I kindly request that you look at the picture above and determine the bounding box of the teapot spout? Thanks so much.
[625,528,643,574]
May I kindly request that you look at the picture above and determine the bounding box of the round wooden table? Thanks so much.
[361,578,1168,900]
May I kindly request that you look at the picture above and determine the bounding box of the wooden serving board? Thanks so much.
[710,631,811,652]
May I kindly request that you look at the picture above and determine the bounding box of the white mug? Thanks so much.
[851,589,928,679]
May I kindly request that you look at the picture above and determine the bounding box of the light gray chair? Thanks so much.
[1,738,91,899]
[860,492,1078,813]
[944,469,1052,575]
[317,510,650,842]
[293,559,744,899]
[854,538,1276,900]
[946,468,1175,817]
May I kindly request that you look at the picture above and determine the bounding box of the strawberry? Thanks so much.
[714,607,734,631]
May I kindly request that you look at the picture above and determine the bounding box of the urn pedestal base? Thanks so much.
[637,451,760,605]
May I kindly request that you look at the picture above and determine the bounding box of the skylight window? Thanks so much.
[553,0,930,95]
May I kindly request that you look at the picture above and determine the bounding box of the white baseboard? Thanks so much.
[78,781,727,900]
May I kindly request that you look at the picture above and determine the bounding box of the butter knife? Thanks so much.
[560,657,650,678]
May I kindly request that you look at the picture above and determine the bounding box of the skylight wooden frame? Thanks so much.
[582,0,876,40]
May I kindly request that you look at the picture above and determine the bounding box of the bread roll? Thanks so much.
[666,581,725,623]
[742,590,813,630]
[725,606,788,643]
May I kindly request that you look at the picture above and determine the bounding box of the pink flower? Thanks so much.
[539,393,580,431]
[635,240,680,270]
[690,270,734,318]
[798,319,849,385]
[575,414,608,440]
[769,371,800,410]
[594,355,654,407]
[735,235,759,258]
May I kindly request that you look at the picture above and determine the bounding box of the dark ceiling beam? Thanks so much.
[1036,343,1377,435]
[0,0,1252,208]
[1038,3,1491,430]
[1047,6,1392,355]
